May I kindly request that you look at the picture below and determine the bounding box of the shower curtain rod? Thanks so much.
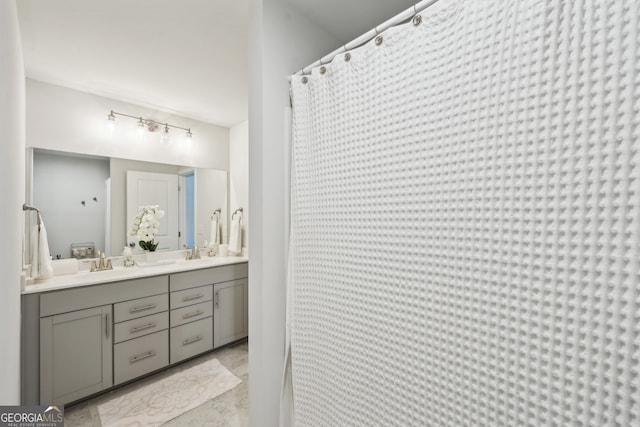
[296,0,440,75]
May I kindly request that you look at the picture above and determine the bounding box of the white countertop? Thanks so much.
[22,255,248,294]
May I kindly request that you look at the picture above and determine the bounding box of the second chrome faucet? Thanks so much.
[184,245,201,260]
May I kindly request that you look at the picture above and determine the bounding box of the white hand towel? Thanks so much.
[30,214,54,280]
[228,216,242,254]
[210,216,221,245]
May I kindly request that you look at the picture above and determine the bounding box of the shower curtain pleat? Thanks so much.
[287,0,640,425]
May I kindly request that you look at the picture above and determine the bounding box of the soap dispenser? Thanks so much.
[122,246,135,267]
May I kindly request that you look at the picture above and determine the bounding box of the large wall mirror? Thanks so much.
[28,148,228,259]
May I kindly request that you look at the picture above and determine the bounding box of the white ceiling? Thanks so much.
[17,0,249,128]
[17,0,416,128]
[289,0,416,45]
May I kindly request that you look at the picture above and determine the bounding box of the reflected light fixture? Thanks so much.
[136,117,145,137]
[185,129,193,150]
[161,123,171,144]
[106,111,116,132]
[106,110,193,142]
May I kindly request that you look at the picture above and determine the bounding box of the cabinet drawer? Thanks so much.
[114,312,169,344]
[170,301,213,328]
[170,285,213,310]
[114,294,168,323]
[170,318,213,363]
[40,275,168,317]
[169,263,248,292]
[114,330,168,385]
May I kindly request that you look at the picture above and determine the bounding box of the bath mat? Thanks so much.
[97,358,241,427]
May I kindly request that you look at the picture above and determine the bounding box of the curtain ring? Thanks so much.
[345,52,351,62]
[375,35,383,46]
[320,66,327,75]
[302,76,308,84]
[413,15,422,26]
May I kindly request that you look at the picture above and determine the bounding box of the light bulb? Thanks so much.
[106,111,116,133]
[185,129,193,149]
[161,124,170,144]
[137,118,145,137]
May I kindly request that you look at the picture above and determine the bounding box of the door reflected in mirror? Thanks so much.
[30,148,228,258]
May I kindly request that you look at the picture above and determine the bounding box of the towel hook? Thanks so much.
[232,207,243,221]
[211,208,221,220]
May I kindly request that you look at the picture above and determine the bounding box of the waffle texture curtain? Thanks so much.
[288,0,640,425]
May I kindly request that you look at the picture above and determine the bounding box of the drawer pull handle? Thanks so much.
[130,322,157,334]
[129,350,156,363]
[183,310,203,320]
[182,293,204,302]
[183,335,203,346]
[129,303,157,313]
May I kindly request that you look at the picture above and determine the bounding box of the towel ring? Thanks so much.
[232,208,243,221]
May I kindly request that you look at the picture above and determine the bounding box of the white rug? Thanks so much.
[98,358,241,427]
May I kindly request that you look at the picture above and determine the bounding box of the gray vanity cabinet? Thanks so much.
[22,262,248,406]
[40,305,112,405]
[30,275,168,405]
[213,278,248,348]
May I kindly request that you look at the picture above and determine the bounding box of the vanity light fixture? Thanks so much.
[106,110,193,142]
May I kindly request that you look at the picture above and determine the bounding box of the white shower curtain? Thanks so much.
[288,0,640,425]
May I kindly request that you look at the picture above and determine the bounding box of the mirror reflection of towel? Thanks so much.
[30,214,54,279]
[210,216,221,245]
[229,216,242,254]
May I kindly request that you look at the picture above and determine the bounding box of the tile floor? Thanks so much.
[64,340,249,427]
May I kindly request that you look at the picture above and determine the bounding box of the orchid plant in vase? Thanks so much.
[129,205,165,251]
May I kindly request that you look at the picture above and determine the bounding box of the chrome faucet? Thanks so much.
[184,245,201,260]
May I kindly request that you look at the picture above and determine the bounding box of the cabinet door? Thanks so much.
[40,305,112,405]
[213,279,248,348]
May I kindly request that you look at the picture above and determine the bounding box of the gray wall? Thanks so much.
[33,150,109,259]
